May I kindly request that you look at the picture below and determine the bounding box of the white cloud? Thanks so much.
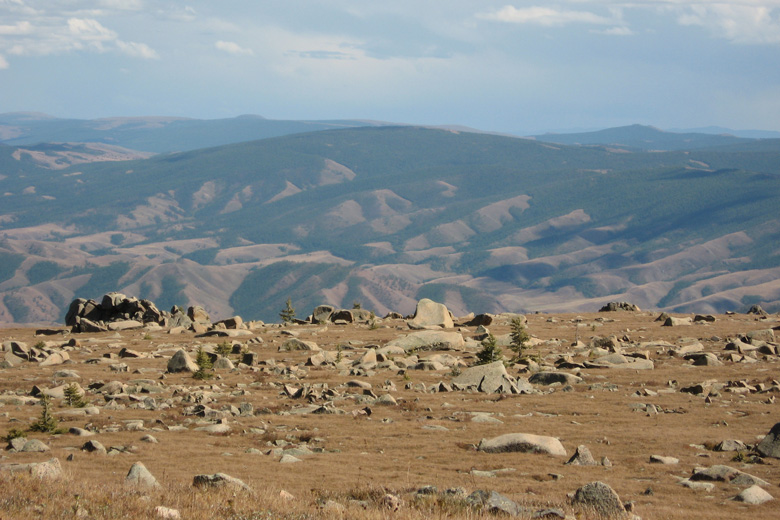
[0,54,8,69]
[593,26,635,36]
[117,40,159,59]
[215,40,254,56]
[674,4,780,44]
[67,18,117,41]
[0,21,32,35]
[478,5,616,26]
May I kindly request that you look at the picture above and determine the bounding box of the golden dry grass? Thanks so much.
[0,311,779,519]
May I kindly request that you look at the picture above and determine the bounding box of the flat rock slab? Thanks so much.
[478,433,567,456]
[192,473,251,492]
[387,330,464,352]
[690,465,770,487]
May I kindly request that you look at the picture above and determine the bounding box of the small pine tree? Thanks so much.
[509,317,531,362]
[63,383,88,408]
[475,334,503,366]
[215,341,233,358]
[30,394,62,433]
[193,347,213,380]
[279,298,296,324]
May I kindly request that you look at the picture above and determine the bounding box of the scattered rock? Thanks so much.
[566,445,598,466]
[735,485,774,505]
[125,461,160,488]
[167,350,198,373]
[478,433,567,456]
[0,458,63,480]
[649,455,679,465]
[571,481,628,519]
[756,422,780,458]
[529,371,582,386]
[192,473,251,492]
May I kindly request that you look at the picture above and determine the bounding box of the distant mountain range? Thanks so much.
[1,116,779,324]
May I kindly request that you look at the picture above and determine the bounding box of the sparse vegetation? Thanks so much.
[508,317,530,362]
[279,298,296,324]
[215,341,233,357]
[475,334,503,366]
[63,383,88,408]
[4,428,26,442]
[29,394,64,433]
[193,347,213,380]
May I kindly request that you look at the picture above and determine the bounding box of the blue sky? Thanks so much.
[1,0,780,134]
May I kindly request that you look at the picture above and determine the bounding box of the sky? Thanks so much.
[1,0,780,135]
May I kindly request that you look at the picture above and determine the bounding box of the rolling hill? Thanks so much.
[1,125,779,325]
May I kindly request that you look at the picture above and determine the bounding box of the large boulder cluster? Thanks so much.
[65,292,168,332]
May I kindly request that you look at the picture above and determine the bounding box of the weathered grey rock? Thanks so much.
[192,473,251,492]
[452,361,531,394]
[679,478,715,491]
[714,439,747,452]
[279,454,301,464]
[187,305,210,324]
[279,338,321,352]
[686,352,723,366]
[82,439,107,454]
[215,316,243,329]
[107,320,144,331]
[464,314,493,327]
[649,455,679,465]
[747,304,769,316]
[584,354,654,370]
[374,394,398,406]
[466,490,523,516]
[312,305,335,324]
[663,316,692,327]
[484,491,523,516]
[7,437,27,451]
[21,439,50,452]
[478,433,567,456]
[0,457,62,479]
[387,330,465,352]
[167,349,198,373]
[735,485,774,505]
[529,371,582,386]
[566,445,598,466]
[745,329,775,344]
[571,481,627,518]
[213,357,235,370]
[691,465,770,487]
[125,461,160,488]
[756,422,780,458]
[407,298,453,329]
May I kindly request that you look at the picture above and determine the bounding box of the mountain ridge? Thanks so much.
[1,124,779,325]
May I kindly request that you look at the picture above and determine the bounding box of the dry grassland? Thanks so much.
[0,311,778,519]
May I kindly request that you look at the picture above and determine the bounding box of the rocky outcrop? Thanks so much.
[599,302,640,312]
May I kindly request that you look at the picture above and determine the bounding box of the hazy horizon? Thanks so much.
[2,1,780,136]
